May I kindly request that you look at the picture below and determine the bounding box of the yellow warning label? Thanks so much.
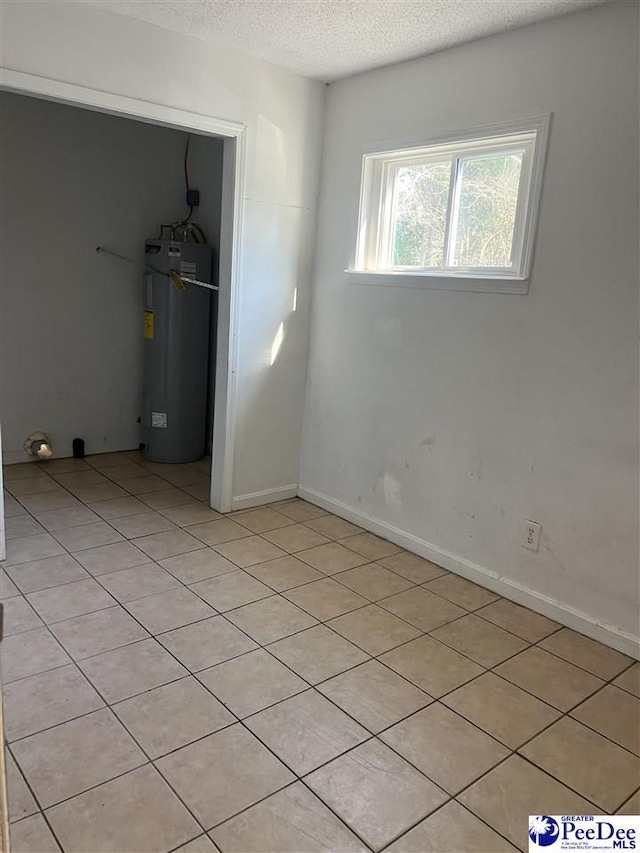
[144,310,154,339]
[170,270,187,292]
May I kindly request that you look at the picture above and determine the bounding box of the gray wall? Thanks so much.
[0,91,223,461]
[301,2,639,650]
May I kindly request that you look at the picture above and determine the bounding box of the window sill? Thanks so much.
[344,270,529,294]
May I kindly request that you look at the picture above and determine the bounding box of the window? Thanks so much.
[352,117,549,290]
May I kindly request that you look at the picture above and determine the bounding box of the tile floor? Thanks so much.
[1,451,639,853]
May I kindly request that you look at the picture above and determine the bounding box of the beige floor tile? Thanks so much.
[113,676,234,758]
[52,470,109,489]
[175,836,219,853]
[78,638,188,702]
[71,483,129,503]
[6,478,64,498]
[614,662,640,698]
[18,491,80,514]
[186,518,252,546]
[284,578,368,621]
[0,570,20,600]
[39,459,91,475]
[101,462,148,482]
[275,499,329,522]
[181,482,211,501]
[477,598,560,642]
[380,587,465,633]
[214,535,288,568]
[571,684,640,755]
[160,548,238,584]
[210,781,367,853]
[4,665,104,741]
[318,659,431,733]
[133,528,204,560]
[34,505,101,532]
[7,554,89,594]
[13,708,146,808]
[89,496,149,520]
[431,613,529,667]
[2,627,71,683]
[379,634,484,697]
[305,515,364,540]
[229,507,295,534]
[262,523,330,553]
[189,570,273,611]
[335,563,414,601]
[121,474,170,495]
[158,616,258,672]
[156,724,294,829]
[74,540,151,576]
[139,487,197,510]
[246,689,369,775]
[328,604,422,655]
[244,555,324,591]
[4,533,66,567]
[126,587,215,634]
[443,671,561,748]
[6,752,38,823]
[27,578,116,623]
[520,717,640,812]
[618,789,640,814]
[3,597,43,636]
[3,465,50,483]
[377,551,449,584]
[341,532,402,561]
[225,595,318,644]
[159,504,223,526]
[306,738,448,852]
[423,575,500,611]
[98,562,181,603]
[295,542,369,574]
[86,452,138,469]
[387,801,518,852]
[5,515,45,540]
[458,755,596,850]
[495,647,604,711]
[268,625,369,684]
[381,703,509,794]
[10,813,61,852]
[198,649,307,718]
[109,511,177,538]
[538,628,633,680]
[4,493,28,517]
[50,606,149,659]
[156,466,208,488]
[46,764,200,853]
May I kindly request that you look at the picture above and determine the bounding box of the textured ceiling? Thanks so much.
[81,0,611,80]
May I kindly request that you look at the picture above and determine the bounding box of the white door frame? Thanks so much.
[0,69,245,513]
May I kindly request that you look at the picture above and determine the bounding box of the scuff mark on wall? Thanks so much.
[421,434,437,450]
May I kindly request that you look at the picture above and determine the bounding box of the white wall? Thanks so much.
[0,91,223,459]
[301,1,639,654]
[0,0,325,503]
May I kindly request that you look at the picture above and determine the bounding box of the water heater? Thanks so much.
[141,240,212,463]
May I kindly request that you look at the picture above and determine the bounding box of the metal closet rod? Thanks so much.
[96,246,219,291]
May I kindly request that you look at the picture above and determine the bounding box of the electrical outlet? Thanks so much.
[520,520,541,552]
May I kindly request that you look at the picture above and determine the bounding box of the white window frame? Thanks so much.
[348,115,551,294]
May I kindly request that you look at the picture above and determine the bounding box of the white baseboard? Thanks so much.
[3,443,138,466]
[232,484,298,511]
[298,485,640,660]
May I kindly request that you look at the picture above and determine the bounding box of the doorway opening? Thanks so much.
[0,76,244,547]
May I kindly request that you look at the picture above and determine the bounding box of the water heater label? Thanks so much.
[151,412,168,428]
[144,310,154,339]
[179,261,197,282]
